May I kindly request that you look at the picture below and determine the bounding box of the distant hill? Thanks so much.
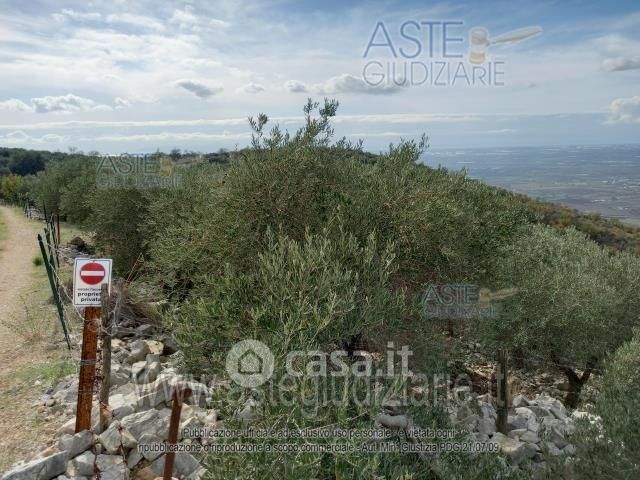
[2,145,639,256]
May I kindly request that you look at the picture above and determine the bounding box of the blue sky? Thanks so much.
[0,0,638,153]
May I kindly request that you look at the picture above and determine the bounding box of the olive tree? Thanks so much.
[574,333,640,479]
[482,224,640,407]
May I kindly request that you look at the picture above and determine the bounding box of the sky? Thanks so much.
[0,0,639,153]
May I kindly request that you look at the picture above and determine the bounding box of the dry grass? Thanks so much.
[0,207,82,473]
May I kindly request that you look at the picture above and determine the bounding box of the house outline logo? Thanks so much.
[226,339,274,387]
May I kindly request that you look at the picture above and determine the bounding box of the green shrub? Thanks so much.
[146,100,526,300]
[573,334,640,479]
[171,227,407,373]
[30,156,97,219]
[85,187,150,275]
[480,224,640,406]
[0,174,27,203]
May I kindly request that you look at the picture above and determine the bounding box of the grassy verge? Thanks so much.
[17,359,75,385]
[0,208,6,249]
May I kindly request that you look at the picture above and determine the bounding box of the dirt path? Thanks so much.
[0,206,69,472]
[0,205,41,359]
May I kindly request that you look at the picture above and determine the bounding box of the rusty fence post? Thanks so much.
[99,284,112,433]
[496,349,509,434]
[163,385,193,480]
[75,306,100,433]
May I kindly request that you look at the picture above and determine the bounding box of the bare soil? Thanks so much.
[0,206,71,472]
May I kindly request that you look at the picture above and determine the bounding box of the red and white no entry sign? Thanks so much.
[73,258,112,306]
[79,262,106,285]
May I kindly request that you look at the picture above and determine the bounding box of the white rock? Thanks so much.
[95,455,128,480]
[490,432,529,465]
[155,408,172,439]
[185,467,208,480]
[98,420,138,453]
[56,418,76,436]
[477,418,496,436]
[120,409,160,440]
[527,406,552,418]
[550,405,567,420]
[508,414,529,430]
[520,431,540,444]
[150,453,201,477]
[0,452,67,480]
[515,407,536,418]
[109,393,137,419]
[144,340,164,355]
[67,451,94,477]
[478,402,497,419]
[549,426,568,449]
[57,431,94,459]
[137,433,163,461]
[126,448,143,469]
[180,416,203,440]
[126,340,150,364]
[507,428,527,440]
[512,395,529,408]
[110,364,130,387]
[136,377,173,410]
[546,442,562,456]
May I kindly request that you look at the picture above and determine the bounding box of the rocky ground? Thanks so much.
[1,325,600,480]
[2,333,213,480]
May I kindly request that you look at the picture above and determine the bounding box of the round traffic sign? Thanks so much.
[79,262,106,285]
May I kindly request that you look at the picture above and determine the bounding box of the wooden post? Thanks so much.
[163,385,193,480]
[56,214,61,245]
[496,349,509,434]
[75,306,100,433]
[99,284,112,433]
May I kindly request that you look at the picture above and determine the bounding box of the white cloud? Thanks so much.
[174,79,224,99]
[90,131,250,142]
[169,6,229,31]
[30,94,109,114]
[209,18,231,29]
[58,9,102,22]
[603,57,640,72]
[40,133,65,143]
[105,13,165,32]
[238,82,265,94]
[0,99,34,112]
[486,128,518,134]
[0,130,64,145]
[284,80,308,93]
[169,7,198,30]
[607,96,640,123]
[114,97,131,109]
[0,113,488,132]
[0,131,30,144]
[314,74,406,96]
[0,94,112,114]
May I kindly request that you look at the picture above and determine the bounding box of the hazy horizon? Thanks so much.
[0,1,639,153]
